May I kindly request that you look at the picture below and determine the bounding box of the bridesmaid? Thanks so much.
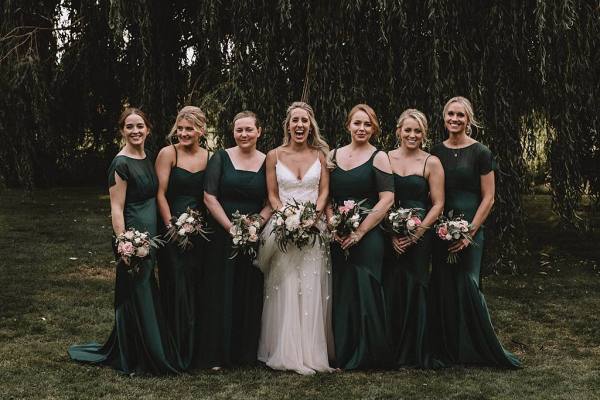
[155,106,209,370]
[68,108,180,375]
[428,96,521,368]
[327,104,395,370]
[383,109,444,368]
[197,111,271,369]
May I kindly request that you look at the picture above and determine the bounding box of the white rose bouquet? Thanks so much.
[382,206,425,240]
[165,207,211,250]
[229,210,263,259]
[115,228,164,274]
[434,210,475,264]
[271,200,321,252]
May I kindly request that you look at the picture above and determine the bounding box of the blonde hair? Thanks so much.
[396,108,428,147]
[443,96,482,135]
[231,110,261,130]
[282,101,329,156]
[167,106,207,144]
[345,104,381,137]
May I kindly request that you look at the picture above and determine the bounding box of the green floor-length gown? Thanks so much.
[196,149,266,368]
[428,142,521,368]
[157,146,205,370]
[68,154,180,375]
[383,160,432,368]
[330,150,394,370]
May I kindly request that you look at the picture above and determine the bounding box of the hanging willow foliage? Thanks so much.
[1,0,598,271]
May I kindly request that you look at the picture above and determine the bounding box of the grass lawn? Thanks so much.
[1,187,599,399]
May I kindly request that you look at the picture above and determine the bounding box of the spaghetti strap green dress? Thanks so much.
[330,150,394,370]
[68,154,180,375]
[157,146,205,370]
[383,157,432,368]
[428,142,521,368]
[196,149,266,368]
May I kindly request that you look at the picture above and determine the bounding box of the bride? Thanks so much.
[256,101,334,374]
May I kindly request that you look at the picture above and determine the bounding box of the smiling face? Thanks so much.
[176,117,203,147]
[121,113,149,147]
[444,101,469,135]
[348,110,374,144]
[288,107,311,145]
[397,117,424,149]
[233,116,261,149]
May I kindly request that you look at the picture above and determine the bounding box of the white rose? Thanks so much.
[350,214,360,221]
[136,245,149,258]
[232,237,240,245]
[178,228,187,236]
[185,216,194,224]
[248,225,257,235]
[353,221,359,228]
[276,216,284,226]
[124,230,134,240]
[177,213,188,223]
[285,214,301,231]
[445,233,452,240]
[134,237,141,244]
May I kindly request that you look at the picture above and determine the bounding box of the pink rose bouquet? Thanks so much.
[115,228,164,274]
[383,206,425,240]
[434,211,475,264]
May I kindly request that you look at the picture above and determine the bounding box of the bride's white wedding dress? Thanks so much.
[256,155,334,375]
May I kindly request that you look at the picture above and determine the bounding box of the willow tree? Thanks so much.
[1,0,598,271]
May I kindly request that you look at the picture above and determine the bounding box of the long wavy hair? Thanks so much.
[281,101,329,156]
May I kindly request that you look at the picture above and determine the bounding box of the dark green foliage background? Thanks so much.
[1,1,599,271]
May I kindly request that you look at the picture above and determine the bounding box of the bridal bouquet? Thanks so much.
[329,199,370,256]
[229,211,262,259]
[165,207,211,250]
[383,206,424,240]
[434,211,474,264]
[115,228,164,274]
[271,200,321,252]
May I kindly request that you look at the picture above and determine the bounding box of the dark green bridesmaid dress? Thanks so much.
[330,149,394,370]
[428,142,521,368]
[383,156,432,368]
[68,154,180,375]
[157,146,205,370]
[196,149,266,368]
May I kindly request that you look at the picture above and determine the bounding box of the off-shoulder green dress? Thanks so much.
[329,149,394,370]
[157,146,206,370]
[195,149,266,368]
[68,154,180,375]
[428,142,520,368]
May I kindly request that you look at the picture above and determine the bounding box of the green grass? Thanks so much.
[1,188,599,399]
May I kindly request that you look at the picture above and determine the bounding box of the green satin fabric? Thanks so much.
[383,174,431,368]
[329,152,393,370]
[158,166,205,370]
[428,143,521,368]
[68,155,180,375]
[196,150,266,368]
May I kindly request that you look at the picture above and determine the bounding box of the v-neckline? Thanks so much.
[277,158,320,181]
